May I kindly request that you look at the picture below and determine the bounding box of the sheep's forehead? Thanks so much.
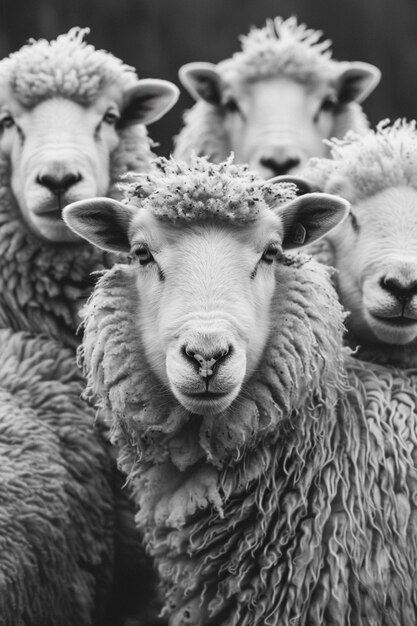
[12,91,121,123]
[0,28,137,107]
[355,186,417,219]
[221,73,336,105]
[129,206,283,248]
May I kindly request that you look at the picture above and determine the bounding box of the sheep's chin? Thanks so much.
[171,387,240,416]
[22,193,97,243]
[26,212,84,243]
[364,310,417,345]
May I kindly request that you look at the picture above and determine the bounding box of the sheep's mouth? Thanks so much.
[34,208,62,219]
[174,387,238,415]
[33,195,72,219]
[185,391,230,400]
[370,313,417,328]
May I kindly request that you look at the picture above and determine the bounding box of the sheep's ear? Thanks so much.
[268,175,317,197]
[337,62,381,104]
[179,62,221,105]
[119,79,180,128]
[274,193,350,250]
[63,198,134,252]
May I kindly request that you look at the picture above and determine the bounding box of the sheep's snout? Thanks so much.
[166,332,246,416]
[18,154,106,242]
[254,146,303,178]
[181,342,232,381]
[36,171,82,199]
[362,261,417,345]
[379,274,417,305]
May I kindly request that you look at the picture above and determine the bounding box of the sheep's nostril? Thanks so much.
[260,157,301,176]
[380,276,417,303]
[212,346,231,362]
[181,344,232,378]
[182,345,196,363]
[36,172,82,195]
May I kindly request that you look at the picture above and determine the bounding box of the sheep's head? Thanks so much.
[297,120,417,350]
[179,17,380,178]
[64,157,348,416]
[0,28,179,243]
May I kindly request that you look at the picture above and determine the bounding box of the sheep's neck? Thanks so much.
[346,332,417,369]
[0,213,109,348]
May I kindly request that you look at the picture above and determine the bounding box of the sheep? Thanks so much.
[0,26,179,347]
[64,155,410,626]
[64,157,417,626]
[174,16,380,178]
[0,28,179,625]
[289,119,417,368]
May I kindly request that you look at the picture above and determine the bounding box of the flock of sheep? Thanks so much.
[1,15,417,626]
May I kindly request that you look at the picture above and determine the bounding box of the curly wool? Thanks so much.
[124,155,297,223]
[306,119,417,200]
[0,27,138,107]
[0,329,112,625]
[174,17,371,163]
[219,16,333,85]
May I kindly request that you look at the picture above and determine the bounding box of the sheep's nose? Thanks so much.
[259,156,301,176]
[36,172,82,195]
[182,344,231,379]
[380,276,417,304]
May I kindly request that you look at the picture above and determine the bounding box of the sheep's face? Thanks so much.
[129,213,281,415]
[328,185,417,346]
[0,80,178,243]
[179,61,380,179]
[2,96,118,242]
[63,185,348,416]
[219,76,333,177]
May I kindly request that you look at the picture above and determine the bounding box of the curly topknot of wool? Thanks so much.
[307,119,417,199]
[0,27,138,107]
[219,16,335,85]
[123,155,297,223]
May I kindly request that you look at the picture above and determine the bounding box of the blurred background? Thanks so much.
[0,0,416,156]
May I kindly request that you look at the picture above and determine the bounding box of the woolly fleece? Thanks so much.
[174,16,371,163]
[79,158,417,624]
[125,155,297,222]
[219,16,333,85]
[0,27,138,107]
[0,29,161,626]
[0,329,112,625]
[306,119,417,201]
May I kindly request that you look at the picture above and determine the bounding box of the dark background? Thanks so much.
[0,0,416,156]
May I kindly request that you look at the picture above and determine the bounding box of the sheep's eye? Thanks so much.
[132,245,154,266]
[0,114,15,129]
[103,110,120,125]
[261,244,280,265]
[350,211,360,232]
[223,98,240,114]
[314,96,338,123]
[321,95,338,112]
